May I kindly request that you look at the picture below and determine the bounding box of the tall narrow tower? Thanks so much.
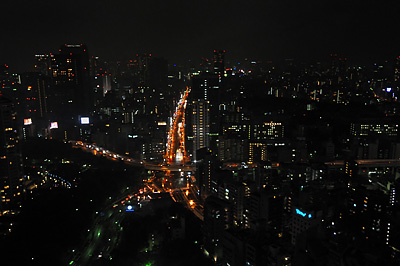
[190,71,221,159]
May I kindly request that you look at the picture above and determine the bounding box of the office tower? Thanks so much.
[0,95,23,216]
[250,122,285,140]
[0,64,10,84]
[21,72,49,119]
[189,50,225,159]
[148,57,168,89]
[217,103,248,162]
[392,56,400,100]
[350,121,399,138]
[203,196,233,261]
[90,55,100,77]
[17,72,50,138]
[213,50,225,76]
[218,137,247,162]
[190,72,221,159]
[34,54,53,77]
[51,44,92,116]
[131,53,151,85]
[348,182,395,246]
[248,142,267,164]
[290,206,320,246]
[191,99,210,159]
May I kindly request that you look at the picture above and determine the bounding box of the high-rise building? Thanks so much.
[251,121,285,140]
[190,72,221,159]
[213,50,225,76]
[34,54,53,77]
[51,44,92,116]
[21,72,49,119]
[18,72,50,138]
[0,64,11,84]
[191,99,210,159]
[203,196,232,261]
[350,122,399,138]
[394,56,400,94]
[0,95,23,216]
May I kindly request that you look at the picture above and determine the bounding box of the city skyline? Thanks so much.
[2,2,400,265]
[2,0,400,72]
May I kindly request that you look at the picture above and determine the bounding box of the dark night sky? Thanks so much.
[2,0,400,71]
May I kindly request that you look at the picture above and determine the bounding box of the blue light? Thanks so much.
[126,205,134,212]
[296,209,306,217]
[296,208,312,218]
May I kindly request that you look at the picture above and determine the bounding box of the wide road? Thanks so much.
[70,140,195,172]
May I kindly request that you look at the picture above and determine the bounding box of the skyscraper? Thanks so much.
[51,44,92,117]
[0,95,23,216]
[191,99,210,159]
[213,50,225,76]
[190,70,221,159]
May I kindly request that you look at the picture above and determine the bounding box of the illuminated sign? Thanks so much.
[80,117,90,124]
[50,122,58,129]
[296,208,312,218]
[66,44,82,48]
[264,122,282,126]
[24,118,32,125]
[158,121,167,126]
[126,205,134,212]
